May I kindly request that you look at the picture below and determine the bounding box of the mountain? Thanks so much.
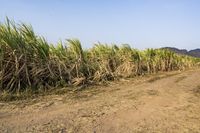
[162,47,200,58]
[188,49,200,58]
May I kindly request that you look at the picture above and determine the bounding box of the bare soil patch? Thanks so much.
[0,69,200,133]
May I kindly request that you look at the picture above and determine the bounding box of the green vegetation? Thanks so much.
[0,18,199,96]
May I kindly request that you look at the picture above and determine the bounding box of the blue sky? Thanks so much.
[0,0,200,49]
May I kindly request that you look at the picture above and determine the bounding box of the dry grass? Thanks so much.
[0,18,199,100]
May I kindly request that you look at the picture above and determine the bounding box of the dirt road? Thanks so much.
[0,69,200,133]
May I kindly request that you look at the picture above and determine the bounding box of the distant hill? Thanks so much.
[162,47,200,58]
[188,49,200,58]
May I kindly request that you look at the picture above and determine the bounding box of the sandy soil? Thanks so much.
[0,69,200,133]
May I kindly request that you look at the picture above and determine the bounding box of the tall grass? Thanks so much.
[0,18,199,94]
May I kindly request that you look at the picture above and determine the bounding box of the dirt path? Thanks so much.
[1,69,200,133]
